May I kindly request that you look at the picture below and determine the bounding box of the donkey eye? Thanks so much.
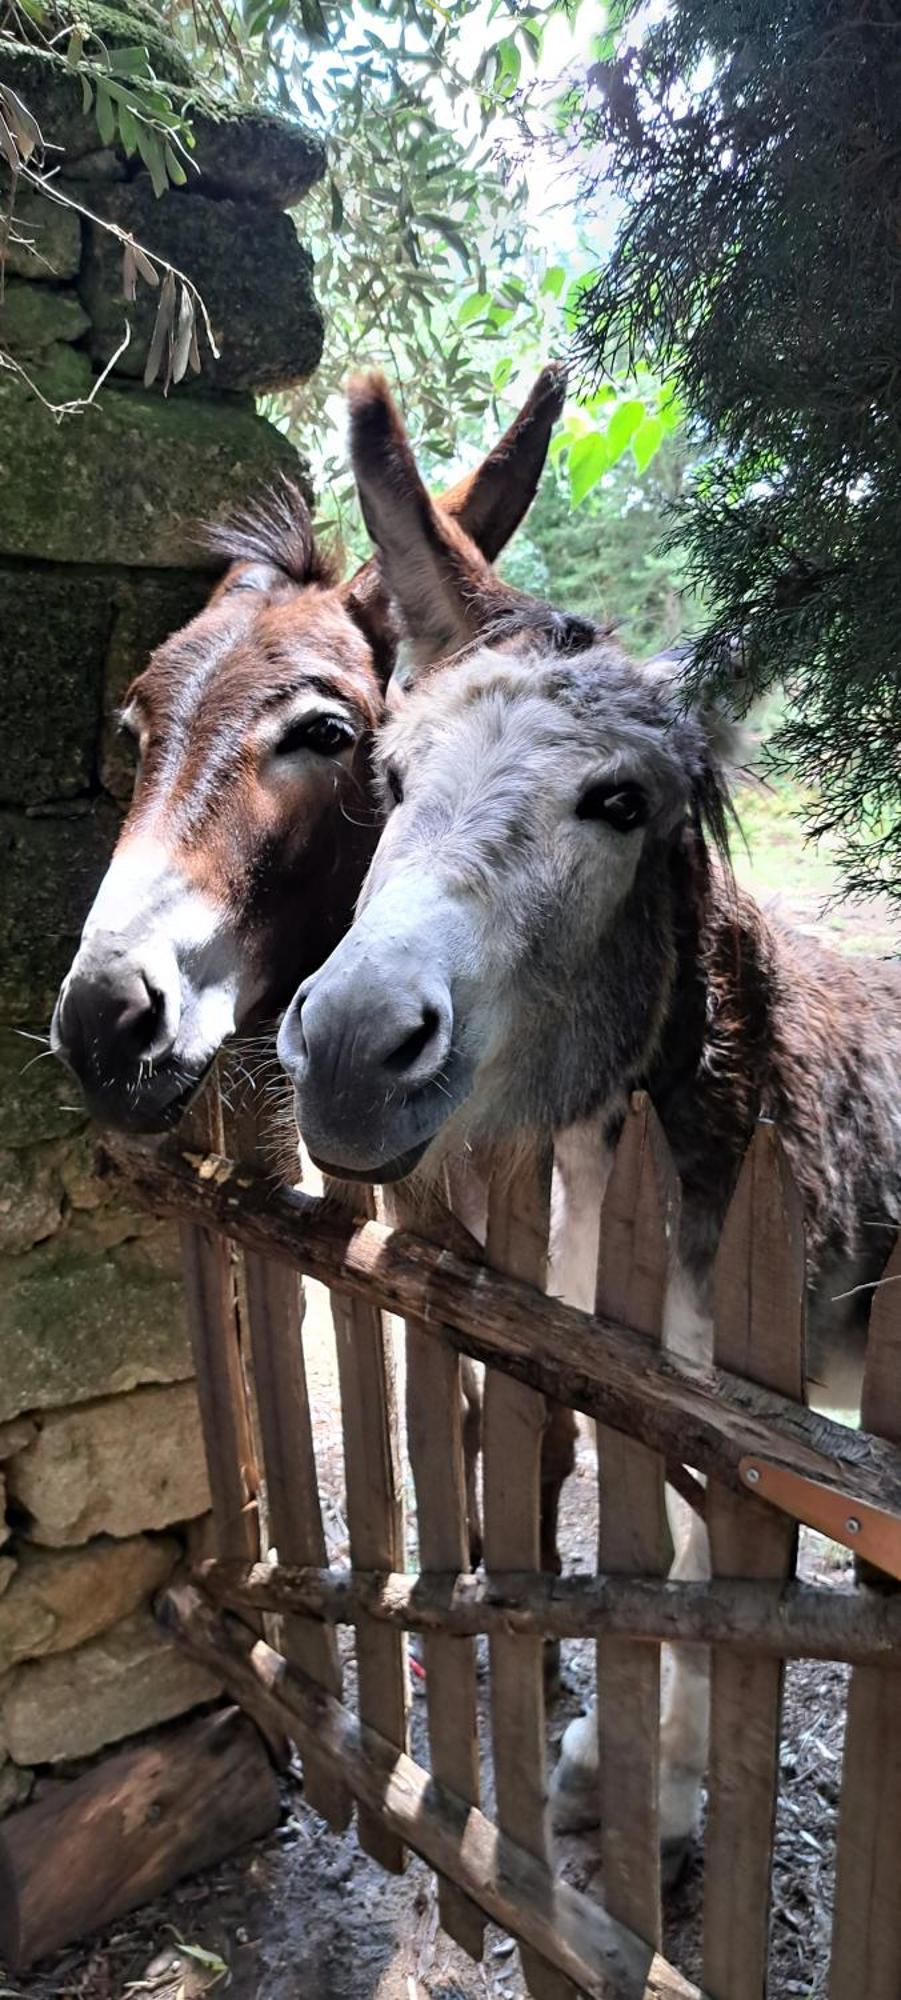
[275,715,353,758]
[576,782,648,831]
[385,765,404,806]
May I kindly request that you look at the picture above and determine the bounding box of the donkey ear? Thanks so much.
[348,372,501,664]
[440,363,567,559]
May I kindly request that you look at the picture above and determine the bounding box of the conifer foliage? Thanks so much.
[574,1,901,899]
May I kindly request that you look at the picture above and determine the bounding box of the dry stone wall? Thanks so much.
[0,16,324,1814]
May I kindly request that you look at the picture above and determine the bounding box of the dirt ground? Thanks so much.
[4,823,895,2000]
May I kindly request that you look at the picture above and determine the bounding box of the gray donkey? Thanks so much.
[278,371,901,1865]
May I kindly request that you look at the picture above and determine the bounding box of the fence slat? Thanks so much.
[831,1232,901,2000]
[484,1148,578,2000]
[178,1083,259,1567]
[596,1097,678,1947]
[703,1124,804,2000]
[223,1083,350,1830]
[387,1178,485,1960]
[327,1178,408,1873]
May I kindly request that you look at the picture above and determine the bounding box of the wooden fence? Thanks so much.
[101,1076,901,2000]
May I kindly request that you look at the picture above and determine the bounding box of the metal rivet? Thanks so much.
[846,1517,861,1535]
[745,1466,761,1485]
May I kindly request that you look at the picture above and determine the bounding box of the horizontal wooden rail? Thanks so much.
[195,1559,901,1666]
[160,1584,701,2000]
[100,1139,901,1567]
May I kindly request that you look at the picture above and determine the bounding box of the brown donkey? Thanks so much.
[51,367,566,1135]
[279,372,901,1865]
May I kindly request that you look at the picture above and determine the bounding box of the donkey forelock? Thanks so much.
[201,476,340,590]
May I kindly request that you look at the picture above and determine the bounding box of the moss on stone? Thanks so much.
[0,802,119,1025]
[0,1031,87,1149]
[0,1238,193,1422]
[0,375,304,567]
[0,281,89,357]
[1,185,82,284]
[0,568,110,806]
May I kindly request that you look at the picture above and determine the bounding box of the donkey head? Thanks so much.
[279,372,736,1179]
[51,367,566,1133]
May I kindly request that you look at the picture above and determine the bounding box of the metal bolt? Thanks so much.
[846,1517,861,1535]
[745,1466,761,1485]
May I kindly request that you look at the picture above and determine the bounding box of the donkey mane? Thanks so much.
[202,477,340,588]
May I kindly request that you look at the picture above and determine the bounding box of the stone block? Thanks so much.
[0,1029,88,1149]
[1,185,82,282]
[0,801,119,1023]
[80,182,323,392]
[0,1149,63,1255]
[0,1420,38,1459]
[0,375,303,567]
[0,280,89,357]
[0,1560,17,1597]
[189,105,325,206]
[0,1533,180,1672]
[7,1382,209,1544]
[0,1607,219,1763]
[16,342,94,405]
[0,568,110,805]
[0,1237,192,1422]
[102,571,211,803]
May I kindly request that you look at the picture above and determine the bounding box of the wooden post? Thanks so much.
[326,1176,408,1873]
[703,1125,804,2000]
[388,1176,486,1960]
[160,1586,705,2000]
[226,1081,350,1832]
[483,1146,578,2000]
[596,1098,678,1946]
[177,1083,259,1565]
[831,1233,901,2000]
[0,1707,279,1971]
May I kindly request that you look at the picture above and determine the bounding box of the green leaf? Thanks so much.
[137,124,168,199]
[94,80,116,149]
[457,290,490,327]
[541,264,566,298]
[109,45,152,76]
[118,99,138,154]
[65,29,84,66]
[495,36,521,87]
[80,73,94,116]
[605,398,645,462]
[163,140,188,186]
[631,415,665,473]
[299,0,329,42]
[492,356,513,390]
[569,432,610,506]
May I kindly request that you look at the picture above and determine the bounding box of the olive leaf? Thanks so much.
[122,241,137,302]
[0,85,43,161]
[171,284,196,386]
[144,268,177,388]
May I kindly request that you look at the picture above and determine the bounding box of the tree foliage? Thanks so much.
[570,0,901,901]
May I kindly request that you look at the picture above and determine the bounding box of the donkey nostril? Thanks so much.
[384,1006,442,1078]
[116,979,165,1059]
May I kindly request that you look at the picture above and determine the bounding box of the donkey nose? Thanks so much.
[54,948,179,1081]
[286,974,453,1097]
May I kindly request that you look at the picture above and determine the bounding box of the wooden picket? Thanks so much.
[107,1079,901,2000]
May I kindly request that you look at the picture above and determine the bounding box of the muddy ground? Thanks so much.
[4,826,894,2000]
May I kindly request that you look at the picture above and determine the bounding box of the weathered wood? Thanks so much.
[242,1252,351,1830]
[228,1084,350,1830]
[596,1099,676,1945]
[197,1559,901,1662]
[326,1176,408,1874]
[160,1585,705,2000]
[484,1148,576,2000]
[0,1706,279,1971]
[704,1125,804,2000]
[177,1090,259,1565]
[831,1234,901,2000]
[388,1178,485,1961]
[99,1140,901,1558]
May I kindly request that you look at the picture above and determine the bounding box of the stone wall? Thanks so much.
[0,21,324,1814]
